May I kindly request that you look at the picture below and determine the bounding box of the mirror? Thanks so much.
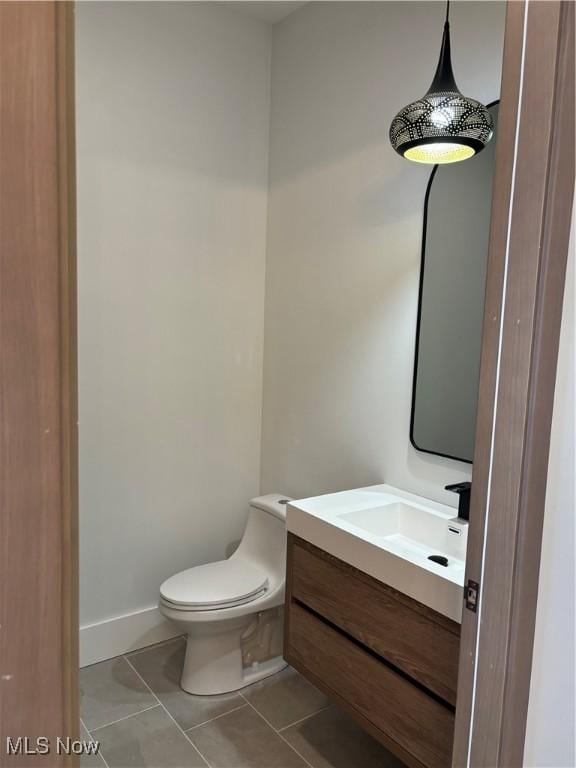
[410,102,499,463]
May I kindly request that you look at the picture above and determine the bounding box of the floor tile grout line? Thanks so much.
[80,716,111,768]
[123,649,245,733]
[80,639,181,670]
[185,702,249,732]
[125,635,185,659]
[79,635,184,672]
[83,652,327,767]
[239,695,316,768]
[158,702,215,768]
[89,704,162,734]
[237,688,330,734]
[123,655,213,768]
[277,704,332,733]
[122,655,166,709]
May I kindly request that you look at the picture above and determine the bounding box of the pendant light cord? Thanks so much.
[445,0,450,24]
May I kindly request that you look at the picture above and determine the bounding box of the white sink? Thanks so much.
[287,484,468,622]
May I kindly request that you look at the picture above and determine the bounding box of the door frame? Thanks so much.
[453,1,574,765]
[0,2,573,767]
[0,2,78,765]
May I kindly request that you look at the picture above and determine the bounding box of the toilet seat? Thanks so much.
[160,559,269,611]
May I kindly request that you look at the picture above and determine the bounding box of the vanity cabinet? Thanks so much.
[284,534,461,768]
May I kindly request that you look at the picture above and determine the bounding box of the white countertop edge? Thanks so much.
[287,492,464,624]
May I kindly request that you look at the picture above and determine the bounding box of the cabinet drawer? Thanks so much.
[289,535,460,705]
[287,601,454,768]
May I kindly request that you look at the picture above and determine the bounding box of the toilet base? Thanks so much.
[182,650,288,696]
[179,611,287,696]
[237,655,288,689]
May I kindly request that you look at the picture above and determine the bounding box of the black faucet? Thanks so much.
[445,482,471,521]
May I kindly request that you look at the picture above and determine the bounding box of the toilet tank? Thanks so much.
[249,494,292,521]
[233,494,292,581]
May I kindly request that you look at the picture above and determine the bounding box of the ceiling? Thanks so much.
[217,2,308,24]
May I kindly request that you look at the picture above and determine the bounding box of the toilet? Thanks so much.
[159,494,291,695]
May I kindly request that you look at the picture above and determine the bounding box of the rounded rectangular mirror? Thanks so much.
[411,101,499,463]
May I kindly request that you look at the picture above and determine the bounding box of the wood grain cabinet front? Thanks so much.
[284,534,461,768]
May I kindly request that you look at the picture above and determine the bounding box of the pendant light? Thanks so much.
[389,1,493,164]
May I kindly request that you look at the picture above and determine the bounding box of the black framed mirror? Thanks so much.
[410,101,499,464]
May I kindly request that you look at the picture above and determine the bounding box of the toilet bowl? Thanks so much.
[159,494,291,695]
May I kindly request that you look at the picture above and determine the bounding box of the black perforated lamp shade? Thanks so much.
[389,2,493,164]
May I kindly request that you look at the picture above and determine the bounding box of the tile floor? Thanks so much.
[80,637,405,768]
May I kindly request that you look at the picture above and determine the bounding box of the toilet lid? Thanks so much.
[160,559,269,610]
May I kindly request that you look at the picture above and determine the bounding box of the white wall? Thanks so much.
[524,202,575,767]
[261,1,506,505]
[77,1,506,664]
[76,2,272,661]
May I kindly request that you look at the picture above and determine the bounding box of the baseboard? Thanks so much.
[80,605,181,667]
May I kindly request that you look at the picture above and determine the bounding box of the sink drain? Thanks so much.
[428,554,449,567]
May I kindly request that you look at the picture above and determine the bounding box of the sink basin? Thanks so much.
[340,501,466,565]
[287,484,468,622]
